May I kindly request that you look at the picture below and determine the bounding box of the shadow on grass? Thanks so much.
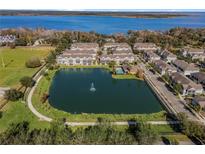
[5,59,14,67]
[161,136,170,145]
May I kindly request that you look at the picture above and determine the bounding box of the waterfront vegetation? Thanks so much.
[0,46,53,87]
[0,10,189,18]
[112,74,143,80]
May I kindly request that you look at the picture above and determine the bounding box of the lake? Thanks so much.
[0,13,205,34]
[48,68,162,114]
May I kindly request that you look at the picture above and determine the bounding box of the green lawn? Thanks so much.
[0,101,50,133]
[32,68,167,122]
[0,46,53,133]
[0,46,53,87]
[112,74,143,80]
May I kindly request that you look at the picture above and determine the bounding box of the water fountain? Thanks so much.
[90,82,96,92]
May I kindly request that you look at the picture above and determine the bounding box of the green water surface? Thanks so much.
[49,68,162,114]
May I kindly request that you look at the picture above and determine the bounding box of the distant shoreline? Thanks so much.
[0,10,192,18]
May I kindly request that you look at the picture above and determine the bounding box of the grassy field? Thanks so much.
[0,46,53,87]
[0,101,50,133]
[32,68,167,122]
[0,46,53,133]
[112,74,143,80]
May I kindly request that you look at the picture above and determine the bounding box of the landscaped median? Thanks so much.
[31,66,167,122]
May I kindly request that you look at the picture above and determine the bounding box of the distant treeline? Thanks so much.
[0,10,189,18]
[1,27,204,50]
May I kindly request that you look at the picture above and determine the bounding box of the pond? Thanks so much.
[49,68,163,114]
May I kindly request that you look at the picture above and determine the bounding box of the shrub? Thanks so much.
[177,113,205,143]
[4,89,23,101]
[25,57,41,68]
[0,111,2,119]
[108,61,116,68]
[41,93,49,103]
[128,121,159,145]
[162,136,179,145]
[20,76,35,88]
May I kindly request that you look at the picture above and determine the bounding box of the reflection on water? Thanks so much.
[49,68,162,114]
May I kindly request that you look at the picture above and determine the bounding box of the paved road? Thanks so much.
[27,73,52,122]
[137,56,205,124]
[65,121,180,126]
[0,87,10,97]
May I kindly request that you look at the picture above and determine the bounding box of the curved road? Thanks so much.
[27,73,52,122]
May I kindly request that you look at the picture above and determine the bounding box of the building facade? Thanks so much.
[70,43,99,52]
[172,60,199,76]
[181,48,205,61]
[144,51,161,62]
[103,43,132,52]
[153,60,177,75]
[170,72,203,96]
[160,50,177,63]
[99,55,135,65]
[133,43,159,52]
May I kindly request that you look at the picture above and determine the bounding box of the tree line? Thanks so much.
[0,119,159,145]
[1,27,204,50]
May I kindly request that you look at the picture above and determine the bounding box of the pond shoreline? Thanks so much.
[30,66,165,122]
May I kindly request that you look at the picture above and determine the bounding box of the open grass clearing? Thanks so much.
[0,101,50,133]
[0,46,53,87]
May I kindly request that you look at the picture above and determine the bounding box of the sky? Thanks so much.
[0,0,205,10]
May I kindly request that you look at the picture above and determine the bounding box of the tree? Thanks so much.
[0,111,2,119]
[162,73,170,83]
[45,51,56,65]
[25,57,41,68]
[15,37,27,46]
[97,51,103,56]
[55,32,72,54]
[177,113,205,143]
[136,68,144,79]
[0,120,137,145]
[108,61,116,68]
[20,76,35,88]
[0,121,30,144]
[173,83,183,94]
[4,89,23,101]
[129,122,159,145]
[162,136,179,145]
[9,43,16,49]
